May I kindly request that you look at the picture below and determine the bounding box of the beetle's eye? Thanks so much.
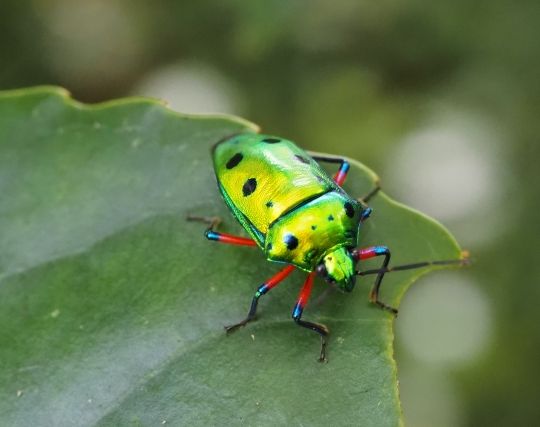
[316,264,328,277]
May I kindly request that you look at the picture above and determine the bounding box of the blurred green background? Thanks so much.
[2,1,539,426]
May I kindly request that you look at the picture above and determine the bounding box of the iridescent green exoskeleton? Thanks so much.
[189,133,466,361]
[214,133,364,289]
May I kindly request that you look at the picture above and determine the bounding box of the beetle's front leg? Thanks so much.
[352,246,397,314]
[353,247,470,314]
[292,272,329,362]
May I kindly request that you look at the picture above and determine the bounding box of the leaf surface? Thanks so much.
[0,87,462,427]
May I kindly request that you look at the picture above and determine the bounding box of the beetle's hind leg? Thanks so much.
[186,214,256,246]
[308,154,350,186]
[358,177,381,205]
[225,265,296,333]
[186,214,222,230]
[308,152,381,205]
[292,272,329,362]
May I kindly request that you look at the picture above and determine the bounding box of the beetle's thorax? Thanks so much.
[264,191,362,271]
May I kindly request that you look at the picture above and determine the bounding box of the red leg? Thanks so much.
[225,265,296,333]
[353,247,469,315]
[333,162,350,186]
[352,246,396,313]
[187,214,257,246]
[205,230,257,246]
[310,154,350,186]
[309,154,381,202]
[292,272,329,362]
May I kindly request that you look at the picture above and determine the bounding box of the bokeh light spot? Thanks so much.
[399,365,464,427]
[384,112,510,246]
[34,0,148,89]
[132,62,240,115]
[397,273,492,366]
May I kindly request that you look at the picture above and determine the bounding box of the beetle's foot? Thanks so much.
[369,291,398,316]
[224,317,254,334]
[318,336,328,363]
[186,214,222,230]
[373,300,398,316]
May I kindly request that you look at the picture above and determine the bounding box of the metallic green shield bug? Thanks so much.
[189,133,466,361]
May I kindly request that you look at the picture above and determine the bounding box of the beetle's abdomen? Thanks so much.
[213,134,336,234]
[265,192,362,270]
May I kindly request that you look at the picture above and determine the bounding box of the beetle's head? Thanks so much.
[316,247,356,292]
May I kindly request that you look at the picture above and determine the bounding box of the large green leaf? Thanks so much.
[0,87,462,426]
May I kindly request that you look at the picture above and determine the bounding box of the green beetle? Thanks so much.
[189,133,464,361]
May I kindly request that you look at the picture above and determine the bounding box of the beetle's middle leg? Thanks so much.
[187,214,256,247]
[225,265,296,333]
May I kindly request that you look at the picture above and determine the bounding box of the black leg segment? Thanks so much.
[225,265,296,333]
[292,272,329,362]
[352,246,397,314]
[307,152,381,203]
[308,153,350,186]
[358,179,381,204]
[187,214,256,246]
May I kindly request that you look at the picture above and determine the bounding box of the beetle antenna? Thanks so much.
[356,252,470,276]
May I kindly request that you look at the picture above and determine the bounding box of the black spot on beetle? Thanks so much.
[262,138,281,144]
[266,201,273,207]
[242,178,257,196]
[283,234,299,250]
[267,243,273,251]
[295,154,310,164]
[311,225,317,230]
[328,215,334,221]
[226,152,243,169]
[344,202,355,218]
